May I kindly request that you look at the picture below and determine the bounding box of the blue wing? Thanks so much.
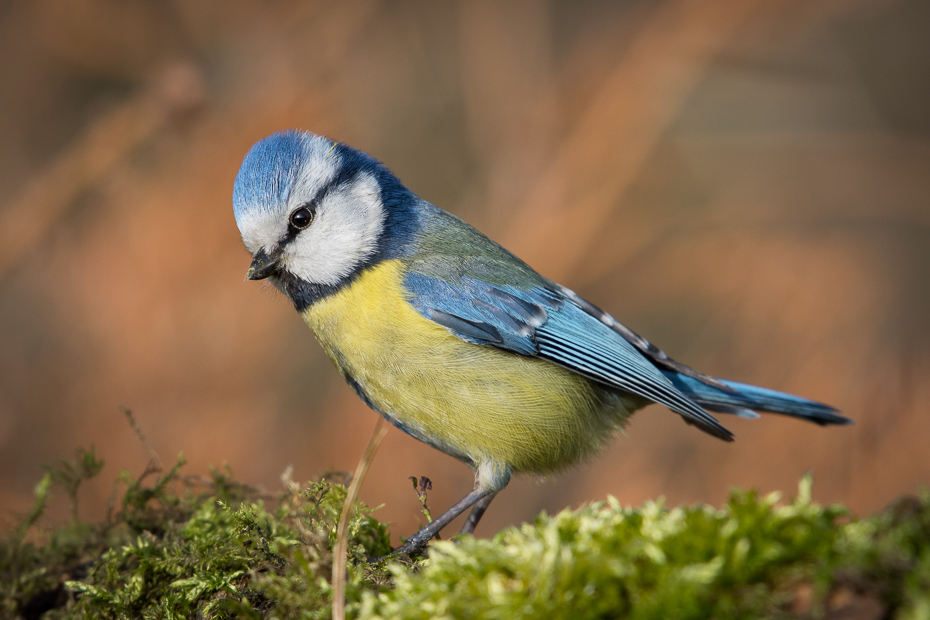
[403,269,735,441]
[400,207,848,436]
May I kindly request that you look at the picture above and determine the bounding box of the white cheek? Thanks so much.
[283,173,385,285]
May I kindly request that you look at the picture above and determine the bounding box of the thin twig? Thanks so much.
[121,406,163,482]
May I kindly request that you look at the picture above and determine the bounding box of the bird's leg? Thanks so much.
[369,463,511,561]
[459,492,497,535]
[372,486,493,561]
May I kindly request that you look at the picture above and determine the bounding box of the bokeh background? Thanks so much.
[1,0,928,544]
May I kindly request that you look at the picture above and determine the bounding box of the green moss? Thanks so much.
[2,449,929,620]
[1,451,390,619]
[364,479,841,619]
[363,480,930,620]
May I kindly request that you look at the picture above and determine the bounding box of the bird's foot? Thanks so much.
[367,533,433,563]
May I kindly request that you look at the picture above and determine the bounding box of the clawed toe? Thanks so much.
[367,537,431,563]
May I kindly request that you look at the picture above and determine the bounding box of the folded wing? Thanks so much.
[403,267,734,441]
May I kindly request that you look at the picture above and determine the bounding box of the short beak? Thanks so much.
[247,247,283,280]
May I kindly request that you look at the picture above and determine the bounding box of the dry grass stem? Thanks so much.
[332,416,389,620]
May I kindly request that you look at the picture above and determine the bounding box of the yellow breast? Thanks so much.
[301,260,635,474]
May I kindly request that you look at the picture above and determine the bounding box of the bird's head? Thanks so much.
[233,130,416,306]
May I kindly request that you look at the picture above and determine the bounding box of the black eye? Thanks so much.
[289,204,315,229]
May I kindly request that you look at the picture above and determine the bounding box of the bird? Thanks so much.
[232,129,851,557]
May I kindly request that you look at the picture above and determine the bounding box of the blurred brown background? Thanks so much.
[1,0,928,544]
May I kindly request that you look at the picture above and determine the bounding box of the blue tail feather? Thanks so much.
[662,371,852,426]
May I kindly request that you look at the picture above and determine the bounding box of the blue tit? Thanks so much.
[233,130,851,557]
